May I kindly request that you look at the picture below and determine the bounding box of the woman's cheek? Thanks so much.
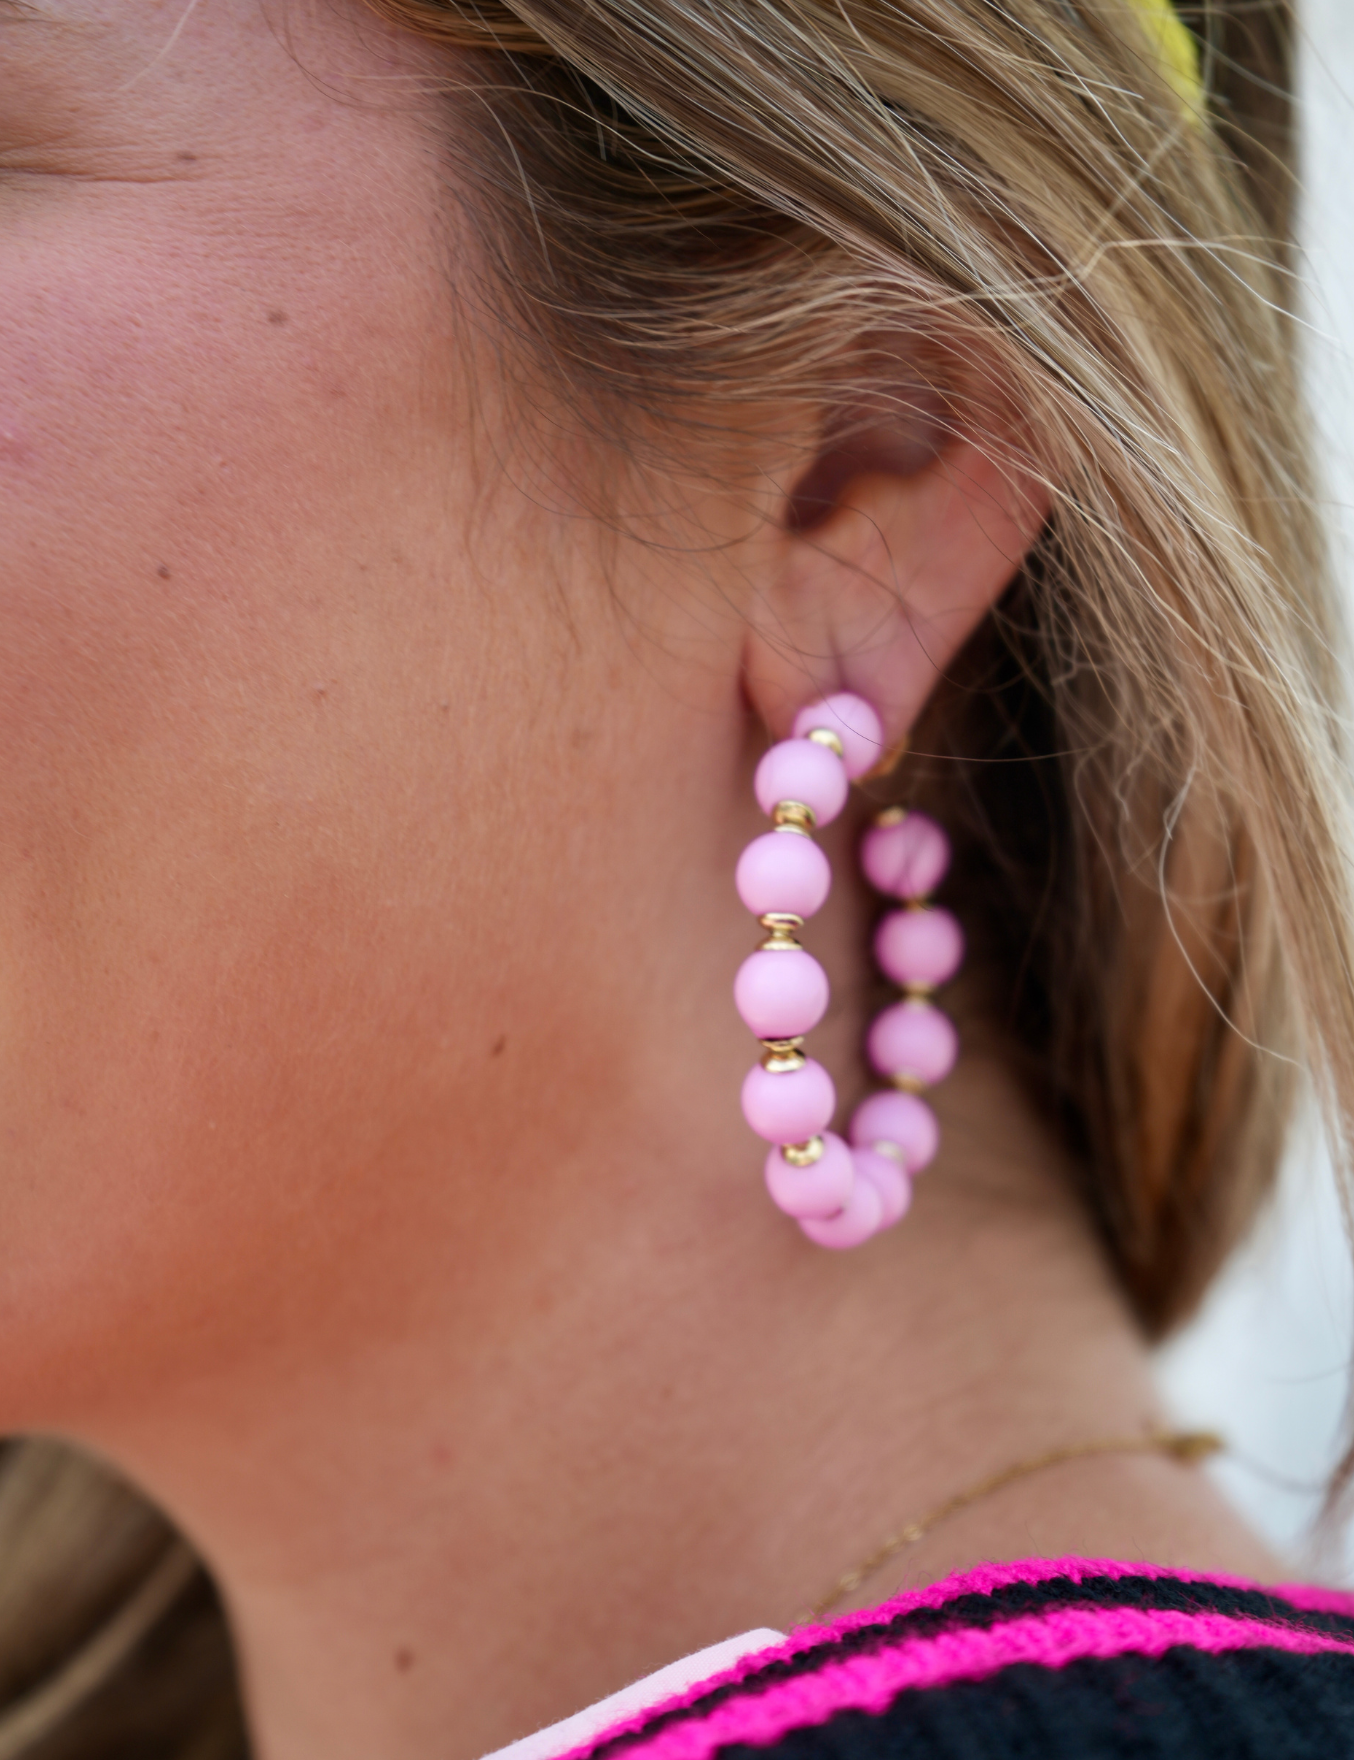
[0,198,464,1418]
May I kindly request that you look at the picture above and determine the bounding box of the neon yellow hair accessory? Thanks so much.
[1131,0,1204,110]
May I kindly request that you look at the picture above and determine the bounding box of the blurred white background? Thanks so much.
[1152,0,1354,1578]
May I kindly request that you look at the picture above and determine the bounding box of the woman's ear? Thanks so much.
[742,390,1050,742]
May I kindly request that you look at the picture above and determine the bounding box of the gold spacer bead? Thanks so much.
[772,800,816,836]
[753,908,795,950]
[903,982,935,1001]
[782,1136,826,1167]
[890,1071,927,1094]
[805,727,845,760]
[874,805,907,828]
[760,1036,805,1056]
[762,1045,807,1074]
[905,897,932,913]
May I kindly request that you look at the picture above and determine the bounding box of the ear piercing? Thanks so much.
[733,693,964,1248]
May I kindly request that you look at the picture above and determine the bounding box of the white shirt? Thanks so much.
[478,1628,785,1760]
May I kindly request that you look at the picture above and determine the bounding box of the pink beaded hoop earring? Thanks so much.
[733,693,965,1249]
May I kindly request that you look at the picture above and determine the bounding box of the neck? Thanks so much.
[71,1044,1274,1760]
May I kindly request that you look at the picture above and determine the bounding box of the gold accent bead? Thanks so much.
[759,1036,805,1056]
[890,1071,927,1094]
[782,1136,826,1167]
[772,800,816,835]
[874,805,907,828]
[903,982,935,1001]
[762,1045,807,1074]
[905,897,931,912]
[758,912,804,952]
[805,727,845,760]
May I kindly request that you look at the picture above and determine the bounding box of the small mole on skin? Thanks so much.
[156,564,171,580]
[176,151,197,163]
[491,1035,507,1058]
[395,1648,415,1673]
[267,309,289,327]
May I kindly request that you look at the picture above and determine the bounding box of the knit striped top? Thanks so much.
[491,1556,1354,1758]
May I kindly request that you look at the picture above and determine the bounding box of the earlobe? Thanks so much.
[743,431,1050,742]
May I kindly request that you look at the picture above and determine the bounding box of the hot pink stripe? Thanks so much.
[1275,1582,1354,1616]
[566,1605,1354,1760]
[811,1553,1275,1641]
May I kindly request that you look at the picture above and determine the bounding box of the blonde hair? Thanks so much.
[1,2,1342,1754]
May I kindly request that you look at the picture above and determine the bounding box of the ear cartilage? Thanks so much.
[733,693,963,1248]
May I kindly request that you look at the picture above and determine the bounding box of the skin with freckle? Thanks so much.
[0,0,685,1416]
[0,5,1294,1760]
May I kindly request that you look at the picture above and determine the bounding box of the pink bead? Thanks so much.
[754,740,849,829]
[799,1172,884,1249]
[861,812,950,899]
[740,1057,836,1144]
[849,1090,940,1173]
[852,1145,913,1229]
[734,949,829,1040]
[874,907,964,989]
[866,1001,959,1087]
[735,832,832,919]
[792,693,885,782]
[764,1131,855,1220]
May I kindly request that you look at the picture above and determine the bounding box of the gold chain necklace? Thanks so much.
[803,1428,1224,1623]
